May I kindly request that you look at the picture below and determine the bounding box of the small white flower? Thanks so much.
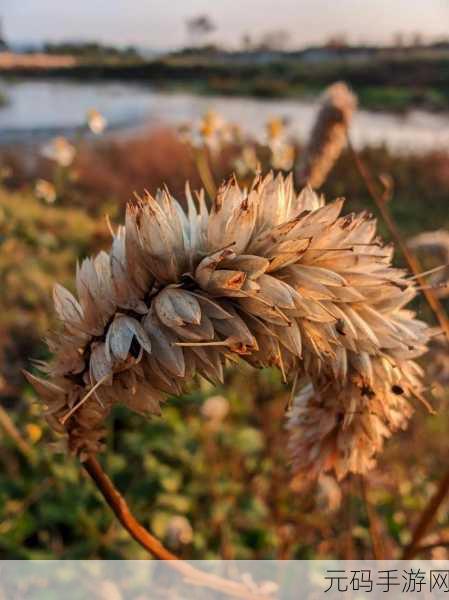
[87,108,107,135]
[34,179,57,204]
[41,137,76,167]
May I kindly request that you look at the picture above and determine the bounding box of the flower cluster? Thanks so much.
[26,173,429,481]
[178,110,241,154]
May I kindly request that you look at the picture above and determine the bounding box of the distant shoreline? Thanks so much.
[1,54,449,114]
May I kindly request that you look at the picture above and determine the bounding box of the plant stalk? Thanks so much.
[349,141,449,343]
[403,467,449,559]
[348,142,449,560]
[83,455,272,600]
[360,475,386,559]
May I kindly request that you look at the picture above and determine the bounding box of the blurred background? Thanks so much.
[0,0,449,560]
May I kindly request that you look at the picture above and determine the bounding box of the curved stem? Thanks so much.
[348,141,449,343]
[407,539,449,556]
[83,455,272,600]
[402,467,449,559]
[347,142,449,561]
[360,476,386,560]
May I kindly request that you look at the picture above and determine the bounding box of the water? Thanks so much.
[0,78,448,153]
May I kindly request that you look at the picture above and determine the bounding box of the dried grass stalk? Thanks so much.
[296,82,357,189]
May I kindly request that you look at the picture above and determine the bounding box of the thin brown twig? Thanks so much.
[83,455,273,600]
[348,141,449,560]
[348,140,449,344]
[360,475,386,559]
[402,468,449,559]
[0,404,36,463]
[408,539,449,556]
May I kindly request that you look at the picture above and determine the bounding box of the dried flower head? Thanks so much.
[296,82,357,189]
[232,145,259,177]
[35,179,57,204]
[265,117,286,143]
[41,137,76,168]
[26,173,429,480]
[87,109,107,135]
[265,117,295,171]
[179,111,241,154]
[270,143,295,171]
[287,352,424,483]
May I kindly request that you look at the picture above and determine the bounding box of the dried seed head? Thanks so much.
[26,172,429,482]
[296,82,357,189]
[287,353,421,484]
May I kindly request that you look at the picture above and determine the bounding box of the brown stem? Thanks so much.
[83,455,272,600]
[348,142,449,561]
[408,539,449,556]
[360,475,386,559]
[348,141,449,343]
[402,467,449,559]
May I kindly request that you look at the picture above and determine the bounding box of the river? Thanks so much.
[0,78,448,153]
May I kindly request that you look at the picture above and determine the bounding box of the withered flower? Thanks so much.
[26,173,429,481]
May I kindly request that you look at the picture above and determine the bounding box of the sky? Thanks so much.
[2,0,449,50]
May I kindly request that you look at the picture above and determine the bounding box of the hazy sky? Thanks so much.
[2,0,449,49]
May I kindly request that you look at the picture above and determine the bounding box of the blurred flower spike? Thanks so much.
[179,110,241,154]
[87,109,107,135]
[232,145,259,177]
[265,117,295,171]
[35,179,57,204]
[41,137,76,168]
